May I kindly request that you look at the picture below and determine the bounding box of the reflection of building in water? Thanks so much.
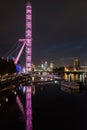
[64,58,85,82]
[32,85,36,95]
[64,66,85,82]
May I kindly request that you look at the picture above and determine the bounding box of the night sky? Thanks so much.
[0,0,87,67]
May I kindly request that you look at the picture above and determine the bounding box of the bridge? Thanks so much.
[0,72,60,90]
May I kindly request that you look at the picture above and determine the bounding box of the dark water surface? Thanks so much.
[0,90,26,130]
[0,83,87,130]
[32,84,87,130]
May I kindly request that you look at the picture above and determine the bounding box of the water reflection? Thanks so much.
[60,85,80,94]
[32,85,36,95]
[16,95,25,119]
[26,86,32,130]
[1,82,87,130]
[32,83,87,130]
[19,85,36,95]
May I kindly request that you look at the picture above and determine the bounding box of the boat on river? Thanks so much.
[60,80,80,93]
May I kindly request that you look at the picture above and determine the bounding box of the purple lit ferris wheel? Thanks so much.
[25,2,32,130]
[25,2,32,72]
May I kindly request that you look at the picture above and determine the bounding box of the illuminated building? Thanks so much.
[73,57,80,70]
[50,61,54,69]
[64,59,85,82]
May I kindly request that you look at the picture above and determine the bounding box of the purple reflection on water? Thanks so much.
[26,86,32,130]
[16,95,25,119]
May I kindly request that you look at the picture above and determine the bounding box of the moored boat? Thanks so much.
[60,80,80,93]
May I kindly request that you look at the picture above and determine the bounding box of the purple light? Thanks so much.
[26,86,32,130]
[25,3,32,130]
[16,95,25,119]
[25,2,32,72]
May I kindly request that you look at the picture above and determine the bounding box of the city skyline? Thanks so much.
[0,0,87,66]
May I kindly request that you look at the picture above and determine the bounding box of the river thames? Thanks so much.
[0,82,87,130]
